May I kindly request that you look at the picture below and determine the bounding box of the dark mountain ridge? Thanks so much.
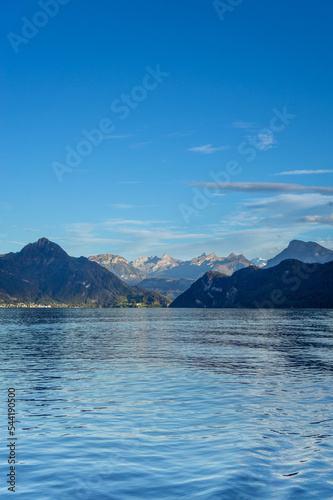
[170,259,333,309]
[0,238,170,307]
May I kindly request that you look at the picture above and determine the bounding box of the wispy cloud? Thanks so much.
[243,193,333,210]
[58,223,129,248]
[165,132,193,138]
[229,194,333,229]
[275,169,333,175]
[8,241,25,246]
[299,213,333,225]
[247,131,277,150]
[59,219,210,258]
[102,219,173,228]
[102,134,134,140]
[24,228,39,232]
[111,204,137,209]
[187,144,230,154]
[192,182,333,194]
[232,121,257,129]
[111,204,158,209]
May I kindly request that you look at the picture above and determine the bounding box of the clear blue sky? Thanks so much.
[1,0,333,260]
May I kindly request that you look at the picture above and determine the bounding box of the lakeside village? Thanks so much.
[0,302,148,308]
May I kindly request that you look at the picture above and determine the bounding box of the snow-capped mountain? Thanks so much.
[89,254,146,285]
[132,253,181,276]
[251,257,267,268]
[132,252,254,280]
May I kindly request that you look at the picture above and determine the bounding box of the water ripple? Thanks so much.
[0,308,333,499]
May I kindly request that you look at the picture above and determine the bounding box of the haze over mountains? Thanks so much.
[137,277,196,301]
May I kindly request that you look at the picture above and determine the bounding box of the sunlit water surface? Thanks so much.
[1,308,333,499]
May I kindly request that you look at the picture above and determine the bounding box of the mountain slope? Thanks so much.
[170,259,333,308]
[266,240,333,268]
[0,238,170,307]
[132,252,253,279]
[89,254,146,285]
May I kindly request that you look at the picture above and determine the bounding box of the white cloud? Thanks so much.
[247,131,277,150]
[232,121,257,129]
[102,134,134,139]
[110,204,158,210]
[275,169,333,175]
[299,213,333,225]
[192,182,333,194]
[8,241,25,246]
[232,194,333,229]
[111,204,136,209]
[165,132,193,137]
[187,144,229,154]
[243,193,333,210]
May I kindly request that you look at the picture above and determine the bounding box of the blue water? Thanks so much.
[0,308,333,499]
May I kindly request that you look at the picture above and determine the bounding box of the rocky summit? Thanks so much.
[89,254,146,285]
[265,240,333,268]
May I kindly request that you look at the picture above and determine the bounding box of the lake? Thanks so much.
[1,308,333,499]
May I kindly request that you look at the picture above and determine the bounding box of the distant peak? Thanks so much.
[288,240,319,249]
[21,238,67,257]
[288,239,304,246]
[37,237,50,245]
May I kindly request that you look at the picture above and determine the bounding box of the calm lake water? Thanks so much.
[1,308,333,499]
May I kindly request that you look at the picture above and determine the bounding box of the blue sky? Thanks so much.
[1,0,333,261]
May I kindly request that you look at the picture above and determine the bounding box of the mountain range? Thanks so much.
[131,252,254,279]
[0,239,170,308]
[89,240,333,299]
[88,251,256,298]
[0,238,332,308]
[170,259,333,309]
